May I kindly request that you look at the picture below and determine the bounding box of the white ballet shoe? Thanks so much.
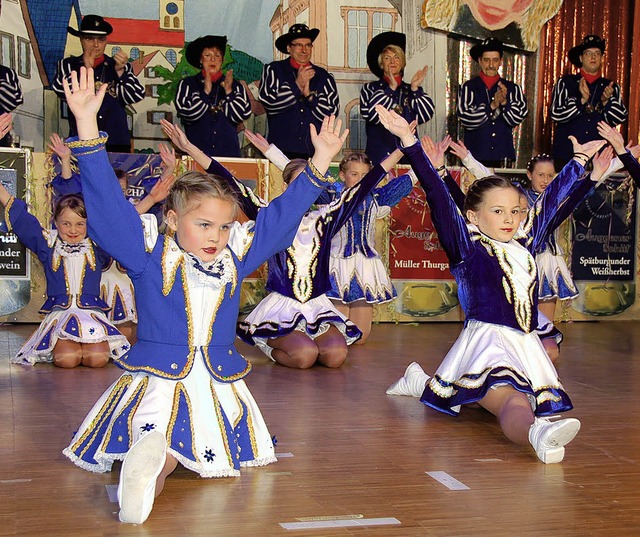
[386,362,430,397]
[528,416,581,464]
[118,430,167,524]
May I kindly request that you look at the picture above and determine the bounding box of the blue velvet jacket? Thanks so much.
[330,176,412,258]
[6,198,111,314]
[207,159,390,302]
[620,150,640,188]
[403,142,586,333]
[72,135,329,381]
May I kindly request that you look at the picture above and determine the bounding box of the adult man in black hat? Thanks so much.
[360,31,433,164]
[456,38,527,168]
[52,15,145,153]
[174,35,251,157]
[259,23,339,159]
[550,34,627,166]
[0,65,23,147]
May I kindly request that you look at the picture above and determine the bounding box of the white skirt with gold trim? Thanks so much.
[100,263,137,324]
[63,350,276,477]
[420,319,573,417]
[11,307,129,365]
[536,249,578,301]
[326,252,396,304]
[237,292,362,359]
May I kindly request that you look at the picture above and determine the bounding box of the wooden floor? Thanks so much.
[1,321,640,536]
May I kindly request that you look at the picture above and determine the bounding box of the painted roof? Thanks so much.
[104,18,185,47]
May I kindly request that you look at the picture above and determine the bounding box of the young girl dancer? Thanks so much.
[326,153,413,343]
[243,130,413,344]
[61,67,347,524]
[1,188,128,367]
[378,105,608,464]
[163,121,405,367]
[48,134,177,344]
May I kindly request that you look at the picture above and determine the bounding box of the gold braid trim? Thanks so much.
[306,159,337,186]
[67,135,108,150]
[4,196,14,232]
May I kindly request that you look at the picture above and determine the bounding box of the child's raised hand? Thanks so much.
[449,139,469,160]
[591,145,615,183]
[48,133,71,160]
[0,112,12,140]
[62,67,107,130]
[596,121,626,154]
[309,115,348,173]
[375,105,414,146]
[569,136,606,160]
[244,129,270,155]
[160,120,191,153]
[147,172,177,204]
[158,143,176,173]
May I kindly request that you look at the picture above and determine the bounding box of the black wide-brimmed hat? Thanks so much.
[470,38,504,62]
[568,34,606,67]
[275,24,320,54]
[185,35,228,68]
[366,31,406,79]
[68,15,113,37]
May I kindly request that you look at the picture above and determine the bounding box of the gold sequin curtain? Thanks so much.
[535,0,635,153]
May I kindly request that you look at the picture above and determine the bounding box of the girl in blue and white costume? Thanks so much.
[243,130,413,344]
[48,133,178,344]
[0,188,128,368]
[379,105,609,464]
[60,67,347,524]
[451,139,627,361]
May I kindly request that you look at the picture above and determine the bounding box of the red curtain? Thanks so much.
[535,0,635,153]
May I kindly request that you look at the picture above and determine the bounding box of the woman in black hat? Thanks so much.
[51,15,145,153]
[360,31,433,164]
[174,36,251,158]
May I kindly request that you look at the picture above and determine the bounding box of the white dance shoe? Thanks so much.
[386,362,430,397]
[118,430,167,524]
[528,416,581,464]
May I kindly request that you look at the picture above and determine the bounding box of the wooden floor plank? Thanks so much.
[1,321,639,536]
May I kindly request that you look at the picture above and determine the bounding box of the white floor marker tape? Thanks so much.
[426,471,470,490]
[280,517,401,530]
[275,452,294,458]
[0,479,32,483]
[474,458,503,462]
[296,515,363,521]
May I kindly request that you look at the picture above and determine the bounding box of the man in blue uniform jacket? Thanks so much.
[456,38,528,168]
[550,34,628,167]
[52,15,144,153]
[259,24,339,159]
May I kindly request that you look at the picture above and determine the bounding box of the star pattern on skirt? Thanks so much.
[140,423,156,432]
[204,448,216,462]
[89,327,95,334]
[271,435,277,446]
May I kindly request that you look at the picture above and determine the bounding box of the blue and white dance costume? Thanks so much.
[230,161,394,358]
[50,172,137,325]
[403,141,590,416]
[5,198,128,365]
[63,134,333,477]
[520,185,587,302]
[326,177,412,305]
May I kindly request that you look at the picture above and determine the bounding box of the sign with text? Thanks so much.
[0,150,30,281]
[389,169,459,281]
